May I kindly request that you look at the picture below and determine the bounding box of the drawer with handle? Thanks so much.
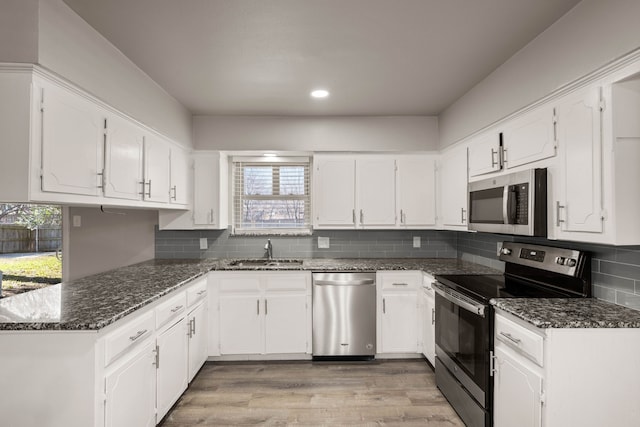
[186,277,207,307]
[104,310,154,366]
[495,313,544,366]
[156,291,187,329]
[378,271,421,290]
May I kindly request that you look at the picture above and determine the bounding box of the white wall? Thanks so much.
[439,0,640,147]
[37,0,193,147]
[0,0,38,63]
[64,207,157,281]
[194,115,438,151]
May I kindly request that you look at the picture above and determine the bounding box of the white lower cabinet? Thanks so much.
[156,317,189,421]
[377,271,420,354]
[493,344,542,427]
[211,272,312,356]
[187,301,209,382]
[419,273,435,366]
[494,310,640,427]
[104,341,157,427]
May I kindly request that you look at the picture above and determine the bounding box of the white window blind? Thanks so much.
[232,157,311,234]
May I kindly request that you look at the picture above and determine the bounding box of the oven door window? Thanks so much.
[469,187,505,224]
[435,293,489,392]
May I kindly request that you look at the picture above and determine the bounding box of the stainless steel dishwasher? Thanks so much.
[312,272,376,358]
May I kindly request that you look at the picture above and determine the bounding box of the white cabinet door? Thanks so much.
[143,134,171,203]
[555,86,603,233]
[424,288,435,365]
[502,104,556,169]
[439,145,468,227]
[103,114,144,201]
[40,82,104,196]
[169,146,190,205]
[218,294,263,355]
[105,341,156,427]
[468,131,501,177]
[264,294,308,354]
[313,155,356,227]
[494,345,542,427]
[156,317,189,421]
[356,156,396,226]
[396,155,436,227]
[193,152,228,227]
[187,302,208,383]
[380,293,418,353]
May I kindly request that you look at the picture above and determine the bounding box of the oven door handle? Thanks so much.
[433,282,486,317]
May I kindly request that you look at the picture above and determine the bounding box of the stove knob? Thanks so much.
[500,248,512,255]
[555,256,565,265]
[565,258,577,267]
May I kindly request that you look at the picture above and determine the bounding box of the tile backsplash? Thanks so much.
[155,227,640,311]
[155,228,457,260]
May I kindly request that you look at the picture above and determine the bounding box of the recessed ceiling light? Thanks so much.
[311,89,329,99]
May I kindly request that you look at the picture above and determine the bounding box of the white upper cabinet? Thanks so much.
[396,155,436,227]
[169,146,190,205]
[40,80,104,197]
[554,86,603,234]
[142,134,171,204]
[356,155,396,227]
[468,130,501,177]
[438,144,468,228]
[313,155,357,227]
[314,153,436,229]
[501,104,556,169]
[103,113,144,201]
[0,66,186,210]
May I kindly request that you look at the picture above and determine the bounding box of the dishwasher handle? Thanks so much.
[313,278,375,286]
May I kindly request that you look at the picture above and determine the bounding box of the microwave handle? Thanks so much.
[503,186,509,224]
[507,186,517,223]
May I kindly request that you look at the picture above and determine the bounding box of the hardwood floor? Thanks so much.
[160,359,464,426]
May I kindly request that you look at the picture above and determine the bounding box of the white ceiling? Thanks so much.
[62,0,581,116]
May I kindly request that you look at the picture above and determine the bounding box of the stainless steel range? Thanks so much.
[433,241,591,427]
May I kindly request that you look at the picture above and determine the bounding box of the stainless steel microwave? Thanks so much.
[468,168,547,236]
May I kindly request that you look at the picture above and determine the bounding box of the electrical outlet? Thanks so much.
[199,238,208,250]
[413,236,421,248]
[318,237,330,249]
[72,215,81,227]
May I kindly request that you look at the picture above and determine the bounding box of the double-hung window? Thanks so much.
[231,156,311,234]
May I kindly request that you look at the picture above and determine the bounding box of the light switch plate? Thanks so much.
[413,236,421,248]
[199,238,208,250]
[72,215,81,227]
[318,237,330,249]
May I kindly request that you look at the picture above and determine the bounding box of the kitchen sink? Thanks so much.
[228,259,304,268]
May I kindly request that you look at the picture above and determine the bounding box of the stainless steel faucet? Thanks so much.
[264,239,273,260]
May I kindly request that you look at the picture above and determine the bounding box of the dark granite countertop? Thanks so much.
[213,258,499,275]
[0,259,217,331]
[0,257,498,331]
[491,298,640,328]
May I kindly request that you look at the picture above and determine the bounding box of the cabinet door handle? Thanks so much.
[210,209,214,224]
[154,344,160,369]
[257,299,260,315]
[97,171,105,190]
[556,201,565,226]
[171,185,177,201]
[431,308,435,325]
[383,298,386,314]
[197,290,207,296]
[352,209,356,224]
[139,181,146,197]
[392,283,408,286]
[191,318,196,336]
[400,209,406,224]
[360,209,364,224]
[147,180,152,198]
[499,331,522,344]
[170,305,183,313]
[264,299,268,315]
[491,148,499,168]
[461,208,467,224]
[129,329,147,342]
